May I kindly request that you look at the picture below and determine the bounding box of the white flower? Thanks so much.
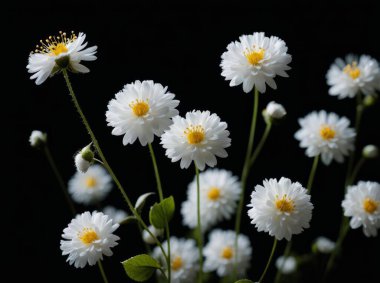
[294,110,356,165]
[264,101,287,121]
[181,169,241,232]
[74,144,94,173]
[68,165,112,205]
[248,177,313,241]
[362,144,378,159]
[221,32,292,93]
[326,54,380,99]
[203,229,251,277]
[103,206,128,224]
[60,211,119,268]
[342,181,380,237]
[29,130,47,147]
[142,225,164,244]
[106,80,179,146]
[275,256,297,274]
[27,31,97,85]
[314,236,335,254]
[161,110,231,170]
[153,237,198,283]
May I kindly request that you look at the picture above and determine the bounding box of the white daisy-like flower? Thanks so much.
[68,165,112,205]
[102,206,128,224]
[29,130,47,147]
[142,225,164,245]
[27,31,97,85]
[74,144,94,173]
[161,110,231,170]
[248,177,313,241]
[275,256,297,274]
[326,54,380,99]
[220,32,292,93]
[342,181,380,237]
[60,211,119,268]
[106,80,179,146]
[294,110,356,165]
[153,237,198,283]
[203,229,251,277]
[314,236,335,254]
[181,169,241,232]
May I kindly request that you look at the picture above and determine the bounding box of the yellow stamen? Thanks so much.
[171,256,183,271]
[244,48,265,65]
[50,43,68,56]
[207,187,221,201]
[275,195,295,213]
[79,228,99,245]
[221,247,233,259]
[320,125,336,140]
[363,197,378,214]
[184,125,205,145]
[129,99,150,117]
[343,61,361,79]
[86,177,97,188]
[33,31,77,56]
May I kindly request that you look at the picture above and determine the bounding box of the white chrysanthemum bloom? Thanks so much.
[181,169,241,232]
[326,54,380,99]
[248,177,313,241]
[29,130,47,147]
[106,80,179,146]
[314,236,335,254]
[60,211,119,268]
[342,181,380,237]
[27,31,97,85]
[362,144,378,159]
[74,144,94,173]
[275,256,297,274]
[264,101,287,122]
[142,225,164,244]
[68,165,112,205]
[294,110,356,165]
[161,111,231,170]
[221,32,292,93]
[153,237,198,283]
[203,229,251,277]
[103,206,128,224]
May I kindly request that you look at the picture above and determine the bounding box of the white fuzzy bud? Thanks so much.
[362,144,378,159]
[74,144,94,173]
[142,225,164,244]
[275,256,297,274]
[263,101,287,123]
[313,236,335,254]
[29,130,47,148]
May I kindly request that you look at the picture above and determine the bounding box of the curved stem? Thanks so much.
[43,145,76,216]
[258,238,278,283]
[97,260,110,283]
[195,164,203,283]
[249,122,272,167]
[307,155,320,194]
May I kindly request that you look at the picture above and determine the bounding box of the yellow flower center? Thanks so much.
[50,43,68,56]
[86,177,97,188]
[320,125,336,140]
[184,125,205,145]
[244,48,265,65]
[207,187,221,201]
[343,62,361,79]
[129,99,150,117]
[33,31,77,56]
[171,256,183,271]
[221,246,234,259]
[363,197,378,214]
[275,195,295,213]
[79,228,99,245]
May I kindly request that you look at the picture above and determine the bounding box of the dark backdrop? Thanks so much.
[6,1,380,283]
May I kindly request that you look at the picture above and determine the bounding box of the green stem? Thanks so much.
[307,155,320,194]
[195,164,203,283]
[274,241,292,283]
[43,145,76,216]
[97,260,110,283]
[258,238,278,283]
[249,122,272,167]
[348,157,365,186]
[137,223,152,254]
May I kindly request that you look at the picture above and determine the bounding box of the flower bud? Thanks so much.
[29,130,47,148]
[142,225,164,244]
[363,94,377,108]
[362,144,378,159]
[263,101,286,123]
[312,236,335,254]
[74,144,94,173]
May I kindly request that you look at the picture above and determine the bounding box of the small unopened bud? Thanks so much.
[142,225,164,244]
[275,256,297,274]
[29,130,47,148]
[363,94,378,108]
[74,143,94,173]
[263,101,287,123]
[362,144,378,159]
[312,236,335,254]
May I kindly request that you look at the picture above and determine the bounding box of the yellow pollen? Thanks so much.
[50,43,68,56]
[207,187,221,200]
[129,99,150,117]
[86,177,97,188]
[79,228,99,245]
[320,125,336,140]
[343,62,361,79]
[33,31,77,56]
[363,198,378,214]
[184,125,205,145]
[275,195,295,213]
[244,48,265,65]
[221,247,234,259]
[171,256,183,271]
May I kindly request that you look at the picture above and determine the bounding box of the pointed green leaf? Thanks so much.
[149,196,175,229]
[122,254,161,282]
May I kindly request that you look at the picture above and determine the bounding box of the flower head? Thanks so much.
[27,31,97,85]
[275,256,297,274]
[74,144,94,173]
[248,177,313,241]
[29,130,47,148]
[102,206,128,224]
[181,169,241,231]
[327,54,380,99]
[313,236,335,254]
[60,211,119,268]
[142,225,164,244]
[68,165,112,205]
[294,110,356,165]
[342,181,380,237]
[161,111,231,170]
[263,101,287,122]
[221,32,292,93]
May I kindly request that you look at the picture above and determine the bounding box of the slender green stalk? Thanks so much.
[97,260,110,283]
[307,155,320,193]
[348,157,365,187]
[248,122,272,167]
[258,238,278,283]
[43,145,76,216]
[195,164,203,283]
[273,241,292,283]
[137,223,152,254]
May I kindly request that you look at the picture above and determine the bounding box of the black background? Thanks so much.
[6,1,380,282]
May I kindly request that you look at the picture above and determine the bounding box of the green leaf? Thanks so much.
[135,192,155,213]
[122,254,161,282]
[234,280,255,283]
[149,196,175,229]
[120,216,138,225]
